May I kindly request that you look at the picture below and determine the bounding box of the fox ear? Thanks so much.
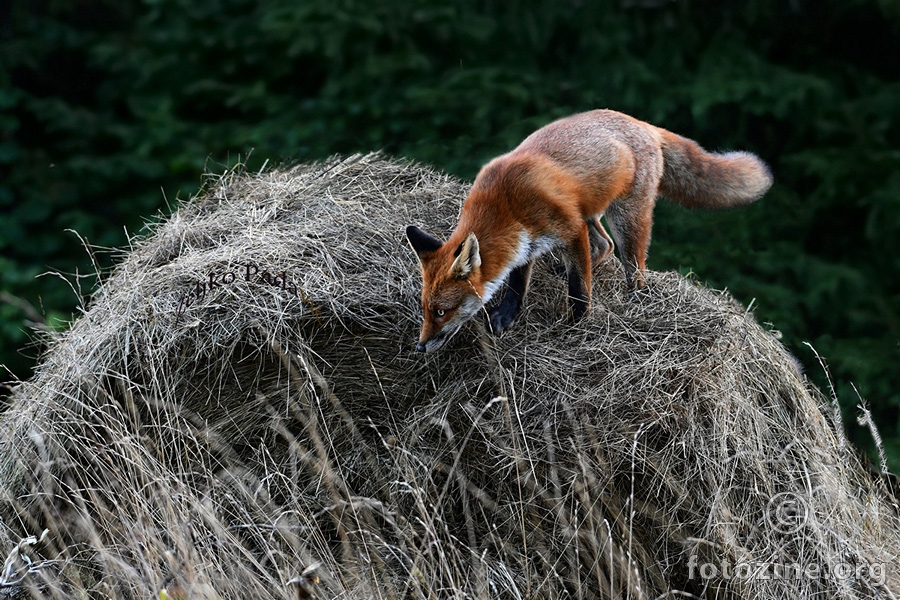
[406,225,443,259]
[449,232,481,279]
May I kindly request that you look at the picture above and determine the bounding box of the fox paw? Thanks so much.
[628,281,650,302]
[551,261,568,277]
[488,305,517,334]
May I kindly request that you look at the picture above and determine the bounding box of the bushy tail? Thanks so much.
[657,129,773,209]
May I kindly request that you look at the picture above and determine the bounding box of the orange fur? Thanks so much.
[407,109,772,353]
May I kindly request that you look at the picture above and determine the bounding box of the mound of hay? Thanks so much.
[0,154,897,599]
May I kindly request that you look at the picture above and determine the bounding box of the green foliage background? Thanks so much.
[2,1,899,462]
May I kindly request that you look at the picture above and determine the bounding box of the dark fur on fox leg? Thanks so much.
[488,263,532,334]
[566,265,589,323]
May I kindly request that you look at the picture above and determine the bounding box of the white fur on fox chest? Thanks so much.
[481,231,562,304]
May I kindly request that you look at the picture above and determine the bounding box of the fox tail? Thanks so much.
[657,129,773,209]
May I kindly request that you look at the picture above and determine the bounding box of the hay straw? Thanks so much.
[0,153,896,599]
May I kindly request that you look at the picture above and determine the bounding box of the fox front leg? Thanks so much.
[488,262,532,334]
[565,224,593,323]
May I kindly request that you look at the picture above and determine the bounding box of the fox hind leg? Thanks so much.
[587,216,614,265]
[551,217,613,278]
[488,262,533,334]
[605,197,654,291]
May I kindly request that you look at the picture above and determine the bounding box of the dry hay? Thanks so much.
[0,153,897,599]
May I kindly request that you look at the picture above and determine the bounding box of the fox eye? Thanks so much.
[436,308,446,317]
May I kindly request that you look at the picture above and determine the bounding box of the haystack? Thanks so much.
[0,154,896,599]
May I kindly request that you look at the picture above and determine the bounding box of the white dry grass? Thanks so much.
[0,154,896,599]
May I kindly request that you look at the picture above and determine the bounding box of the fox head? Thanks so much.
[406,225,485,353]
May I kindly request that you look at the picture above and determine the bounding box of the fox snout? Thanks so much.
[413,321,455,354]
[415,334,443,353]
[413,294,485,353]
[414,310,457,354]
[415,320,441,353]
[415,311,444,352]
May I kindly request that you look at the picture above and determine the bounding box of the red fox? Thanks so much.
[406,109,772,353]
